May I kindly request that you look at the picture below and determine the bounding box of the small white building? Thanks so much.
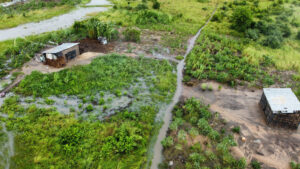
[260,88,300,129]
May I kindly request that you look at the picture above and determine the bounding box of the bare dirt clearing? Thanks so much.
[22,52,102,75]
[182,80,300,169]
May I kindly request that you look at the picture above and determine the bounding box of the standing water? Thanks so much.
[0,0,111,41]
[150,7,218,169]
[0,123,14,169]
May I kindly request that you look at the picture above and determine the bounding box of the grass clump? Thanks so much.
[251,160,261,169]
[175,55,184,60]
[231,126,240,134]
[201,83,207,91]
[290,161,300,169]
[123,27,141,42]
[135,10,172,25]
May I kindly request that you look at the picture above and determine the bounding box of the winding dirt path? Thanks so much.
[150,7,218,169]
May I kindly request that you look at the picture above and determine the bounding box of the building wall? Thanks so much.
[260,92,300,129]
[61,45,80,60]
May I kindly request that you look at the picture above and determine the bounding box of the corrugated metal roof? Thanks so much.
[42,43,79,54]
[263,88,300,114]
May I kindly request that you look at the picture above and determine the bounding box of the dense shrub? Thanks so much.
[85,18,119,41]
[152,0,160,9]
[123,27,141,42]
[211,12,223,22]
[245,29,260,41]
[262,29,283,49]
[136,10,172,24]
[230,7,253,32]
[161,136,174,148]
[135,3,148,10]
[297,31,300,40]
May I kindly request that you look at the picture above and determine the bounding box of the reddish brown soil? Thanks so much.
[77,38,115,53]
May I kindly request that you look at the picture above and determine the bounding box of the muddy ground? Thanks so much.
[182,80,300,169]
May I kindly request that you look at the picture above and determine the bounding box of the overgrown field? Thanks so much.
[0,0,90,29]
[94,0,219,52]
[185,0,300,97]
[0,54,176,168]
[160,98,246,169]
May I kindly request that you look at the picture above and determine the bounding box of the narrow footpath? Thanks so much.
[150,6,218,169]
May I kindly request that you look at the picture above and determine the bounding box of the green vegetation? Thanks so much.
[160,98,246,168]
[186,30,275,87]
[123,27,141,42]
[291,161,300,169]
[95,0,218,52]
[15,54,175,99]
[251,160,261,169]
[0,18,117,79]
[0,54,176,168]
[0,0,90,29]
[186,0,300,96]
[231,126,240,134]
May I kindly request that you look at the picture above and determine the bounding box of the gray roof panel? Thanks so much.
[263,88,300,114]
[43,43,79,54]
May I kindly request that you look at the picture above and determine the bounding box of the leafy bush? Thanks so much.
[251,160,261,169]
[101,124,143,156]
[290,161,300,169]
[123,27,141,42]
[262,31,283,49]
[230,7,253,32]
[201,83,207,91]
[161,136,174,148]
[231,126,240,134]
[297,31,300,40]
[245,29,260,41]
[136,10,172,25]
[135,3,148,10]
[211,12,223,22]
[86,104,94,112]
[152,1,160,9]
[197,118,212,135]
[85,18,119,41]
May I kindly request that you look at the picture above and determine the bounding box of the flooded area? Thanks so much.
[0,0,111,41]
[182,80,300,169]
[0,123,14,169]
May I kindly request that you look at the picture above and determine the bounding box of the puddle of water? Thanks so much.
[150,8,218,169]
[0,123,14,169]
[0,0,111,41]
